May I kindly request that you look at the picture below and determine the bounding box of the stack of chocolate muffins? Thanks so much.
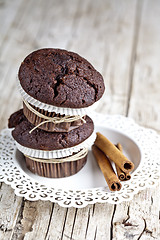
[8,49,105,178]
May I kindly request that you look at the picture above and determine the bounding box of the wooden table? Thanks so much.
[0,0,160,239]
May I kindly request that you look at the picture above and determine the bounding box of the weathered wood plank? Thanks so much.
[44,0,138,239]
[0,0,84,239]
[0,0,45,128]
[0,184,22,240]
[0,0,59,239]
[0,0,139,239]
[0,0,160,239]
[69,0,138,116]
[10,200,54,240]
[33,0,82,50]
[0,2,33,239]
[128,0,160,131]
[112,0,160,239]
[113,187,160,240]
[22,201,53,240]
[83,204,115,240]
[0,0,41,239]
[0,0,22,47]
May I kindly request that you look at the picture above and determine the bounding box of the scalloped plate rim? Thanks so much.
[0,113,160,207]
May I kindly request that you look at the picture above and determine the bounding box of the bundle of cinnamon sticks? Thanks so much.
[92,132,134,191]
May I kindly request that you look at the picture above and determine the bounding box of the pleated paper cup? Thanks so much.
[18,80,99,115]
[25,152,87,178]
[23,101,86,133]
[15,131,96,159]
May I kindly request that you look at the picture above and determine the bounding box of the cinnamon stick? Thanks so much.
[116,143,131,181]
[92,145,122,191]
[94,132,134,173]
[115,165,126,181]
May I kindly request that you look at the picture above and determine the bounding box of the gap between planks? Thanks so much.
[126,0,144,117]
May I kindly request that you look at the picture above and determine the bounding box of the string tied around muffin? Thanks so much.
[24,147,88,163]
[23,100,86,134]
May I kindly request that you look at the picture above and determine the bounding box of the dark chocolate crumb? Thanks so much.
[19,48,105,108]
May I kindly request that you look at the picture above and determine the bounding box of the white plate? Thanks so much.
[0,113,160,208]
[15,127,141,189]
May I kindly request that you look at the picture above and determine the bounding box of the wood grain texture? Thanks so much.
[0,0,160,239]
[129,0,160,131]
[0,184,22,240]
[69,0,138,116]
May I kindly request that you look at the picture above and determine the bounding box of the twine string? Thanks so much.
[23,100,86,134]
[25,148,88,163]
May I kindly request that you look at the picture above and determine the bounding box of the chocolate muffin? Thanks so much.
[8,109,25,128]
[9,48,104,178]
[23,101,86,132]
[18,48,105,108]
[8,110,94,178]
[10,111,94,151]
[25,150,88,178]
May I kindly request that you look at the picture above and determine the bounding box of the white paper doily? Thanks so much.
[0,113,160,208]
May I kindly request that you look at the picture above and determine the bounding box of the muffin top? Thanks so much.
[9,110,94,150]
[18,48,105,108]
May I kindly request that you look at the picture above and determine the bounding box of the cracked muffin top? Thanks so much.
[18,48,105,108]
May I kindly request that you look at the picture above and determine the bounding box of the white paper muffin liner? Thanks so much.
[18,80,99,115]
[15,131,96,159]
